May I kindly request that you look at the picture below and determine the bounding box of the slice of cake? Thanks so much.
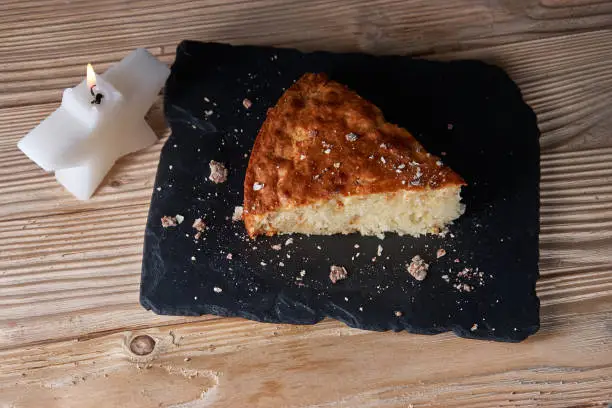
[243,73,466,238]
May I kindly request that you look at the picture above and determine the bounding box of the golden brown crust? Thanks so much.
[243,73,465,237]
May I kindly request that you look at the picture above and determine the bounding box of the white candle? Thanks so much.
[18,48,170,200]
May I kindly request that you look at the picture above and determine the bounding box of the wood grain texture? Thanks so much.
[1,0,611,406]
[0,300,610,407]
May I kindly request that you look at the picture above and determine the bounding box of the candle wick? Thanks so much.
[89,85,104,105]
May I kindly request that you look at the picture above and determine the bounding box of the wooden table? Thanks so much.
[1,1,611,407]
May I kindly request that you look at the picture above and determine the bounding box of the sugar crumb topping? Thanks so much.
[345,132,358,142]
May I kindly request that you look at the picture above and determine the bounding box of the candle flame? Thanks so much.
[86,63,96,89]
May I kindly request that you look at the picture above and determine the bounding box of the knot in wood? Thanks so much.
[129,335,155,356]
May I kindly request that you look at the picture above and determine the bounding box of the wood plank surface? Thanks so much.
[1,0,611,407]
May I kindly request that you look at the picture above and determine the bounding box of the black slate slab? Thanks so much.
[140,41,540,342]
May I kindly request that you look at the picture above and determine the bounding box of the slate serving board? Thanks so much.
[140,41,540,342]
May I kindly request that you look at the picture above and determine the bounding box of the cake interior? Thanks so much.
[249,186,465,236]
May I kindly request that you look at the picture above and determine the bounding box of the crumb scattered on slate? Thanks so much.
[471,323,478,331]
[437,248,446,258]
[329,265,348,284]
[213,286,222,293]
[242,98,252,109]
[271,244,282,251]
[407,255,429,281]
[192,218,206,232]
[377,245,383,257]
[232,206,244,222]
[161,215,177,228]
[209,160,228,184]
[447,266,485,293]
[394,311,403,317]
[175,214,184,224]
[226,253,233,260]
[454,283,473,293]
[285,237,294,246]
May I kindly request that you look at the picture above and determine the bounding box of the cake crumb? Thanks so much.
[232,206,244,222]
[377,245,383,257]
[242,98,252,109]
[209,160,228,184]
[161,216,177,228]
[407,255,429,281]
[454,283,473,293]
[436,248,446,258]
[213,286,222,293]
[271,244,282,251]
[471,323,478,331]
[394,311,403,317]
[192,218,206,232]
[284,237,294,246]
[329,265,348,284]
[175,214,184,224]
[226,253,232,260]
